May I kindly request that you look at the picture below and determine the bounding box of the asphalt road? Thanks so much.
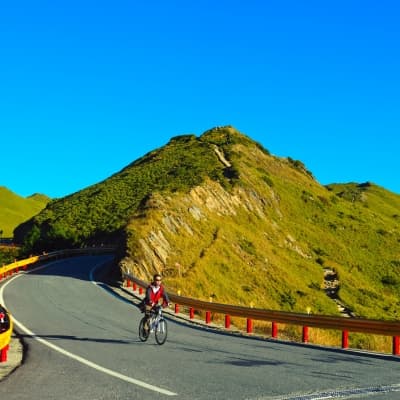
[1,255,400,400]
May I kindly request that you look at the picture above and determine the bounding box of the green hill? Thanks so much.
[14,126,400,321]
[0,187,50,238]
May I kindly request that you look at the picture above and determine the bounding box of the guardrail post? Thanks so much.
[139,287,143,295]
[206,311,211,324]
[189,307,195,319]
[302,326,309,343]
[126,279,131,288]
[247,318,253,333]
[272,321,278,338]
[393,336,399,355]
[342,330,349,349]
[133,282,137,291]
[174,303,179,314]
[225,315,231,329]
[0,345,9,362]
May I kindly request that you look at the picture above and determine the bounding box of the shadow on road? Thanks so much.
[18,333,140,345]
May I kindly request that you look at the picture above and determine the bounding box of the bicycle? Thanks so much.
[139,305,168,345]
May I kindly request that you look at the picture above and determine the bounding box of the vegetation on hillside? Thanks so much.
[0,246,19,266]
[14,132,237,252]
[11,126,400,325]
[121,131,400,323]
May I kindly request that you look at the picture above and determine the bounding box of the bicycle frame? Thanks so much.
[139,305,168,345]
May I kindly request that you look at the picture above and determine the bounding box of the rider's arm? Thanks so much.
[162,289,170,306]
[145,287,153,306]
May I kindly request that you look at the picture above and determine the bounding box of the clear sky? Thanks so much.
[1,1,399,199]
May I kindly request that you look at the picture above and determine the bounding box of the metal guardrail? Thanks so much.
[122,272,400,355]
[0,247,117,278]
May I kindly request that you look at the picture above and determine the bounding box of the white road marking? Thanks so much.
[0,263,177,396]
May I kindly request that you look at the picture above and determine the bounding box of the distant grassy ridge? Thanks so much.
[0,187,49,237]
[12,126,400,324]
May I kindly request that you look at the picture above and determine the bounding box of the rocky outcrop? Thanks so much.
[120,178,305,281]
[323,267,355,317]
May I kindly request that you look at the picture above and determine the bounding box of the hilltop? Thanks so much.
[13,126,400,321]
[0,187,50,238]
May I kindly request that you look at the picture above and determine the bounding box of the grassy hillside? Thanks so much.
[0,187,50,237]
[13,126,400,323]
[121,129,400,321]
[14,133,235,251]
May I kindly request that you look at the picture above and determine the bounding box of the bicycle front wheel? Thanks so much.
[139,317,150,342]
[155,318,168,345]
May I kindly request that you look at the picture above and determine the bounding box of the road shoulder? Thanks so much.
[0,333,23,381]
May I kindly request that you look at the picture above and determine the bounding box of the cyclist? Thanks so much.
[143,273,170,331]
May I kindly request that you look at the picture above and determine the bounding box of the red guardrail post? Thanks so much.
[272,321,278,338]
[302,326,309,343]
[126,279,131,288]
[206,311,211,324]
[393,336,399,356]
[189,307,195,319]
[247,318,253,333]
[133,282,137,291]
[0,345,9,362]
[139,287,143,295]
[174,303,179,314]
[225,315,231,329]
[342,330,349,349]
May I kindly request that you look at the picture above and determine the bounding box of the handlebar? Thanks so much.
[152,305,163,313]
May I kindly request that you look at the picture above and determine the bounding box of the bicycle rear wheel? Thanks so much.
[155,318,168,345]
[139,317,150,342]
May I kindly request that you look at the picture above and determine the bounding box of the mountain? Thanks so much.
[0,187,50,238]
[13,126,400,321]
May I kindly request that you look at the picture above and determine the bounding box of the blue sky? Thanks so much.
[1,1,399,198]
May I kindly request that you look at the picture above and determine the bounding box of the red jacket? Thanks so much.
[145,284,169,307]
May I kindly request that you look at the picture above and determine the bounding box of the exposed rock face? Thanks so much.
[121,180,268,278]
[323,267,355,318]
[212,145,232,167]
[188,177,280,220]
[120,178,308,281]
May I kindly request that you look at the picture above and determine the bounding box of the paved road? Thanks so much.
[1,255,400,400]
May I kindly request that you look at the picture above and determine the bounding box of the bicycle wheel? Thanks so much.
[139,317,150,342]
[155,318,168,345]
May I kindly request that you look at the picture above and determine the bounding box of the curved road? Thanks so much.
[1,255,400,400]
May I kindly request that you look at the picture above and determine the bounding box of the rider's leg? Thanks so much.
[144,305,152,331]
